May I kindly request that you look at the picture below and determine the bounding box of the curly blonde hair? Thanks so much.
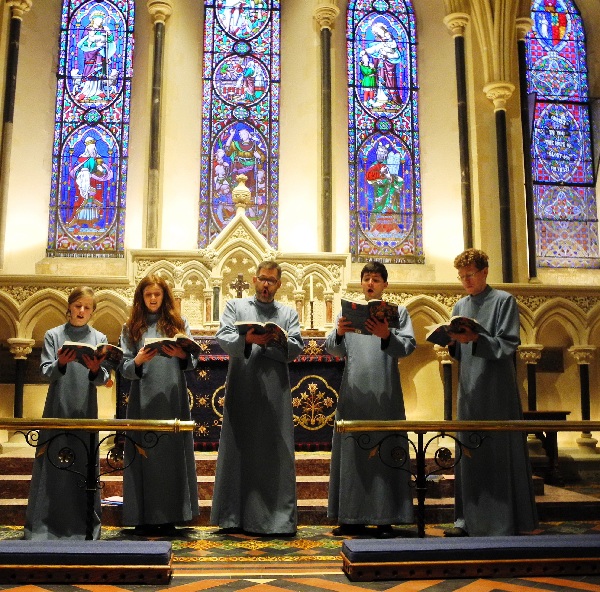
[453,248,489,270]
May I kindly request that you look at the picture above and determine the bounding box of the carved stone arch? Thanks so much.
[92,291,129,344]
[176,262,212,292]
[0,293,19,341]
[213,241,267,278]
[20,289,70,343]
[516,301,535,345]
[586,311,600,347]
[404,295,454,346]
[404,294,454,324]
[134,260,179,288]
[534,299,587,346]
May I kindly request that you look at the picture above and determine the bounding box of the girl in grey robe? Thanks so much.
[119,274,199,536]
[24,286,112,540]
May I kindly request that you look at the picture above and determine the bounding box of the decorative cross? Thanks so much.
[230,274,250,298]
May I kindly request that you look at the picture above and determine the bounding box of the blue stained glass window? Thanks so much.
[527,0,599,268]
[47,0,134,258]
[199,1,280,248]
[347,0,422,264]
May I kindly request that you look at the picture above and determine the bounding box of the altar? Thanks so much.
[117,335,344,451]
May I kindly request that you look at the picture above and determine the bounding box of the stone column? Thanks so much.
[294,290,305,326]
[484,82,516,282]
[172,288,184,315]
[434,345,454,420]
[211,280,223,324]
[518,344,543,411]
[324,292,334,326]
[313,1,339,252]
[469,0,520,282]
[203,288,213,326]
[443,12,473,249]
[7,337,35,420]
[145,0,173,248]
[516,17,538,281]
[0,0,32,268]
[518,344,544,453]
[568,346,597,452]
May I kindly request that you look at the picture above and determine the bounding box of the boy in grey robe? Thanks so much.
[211,261,304,536]
[444,248,538,537]
[325,261,416,538]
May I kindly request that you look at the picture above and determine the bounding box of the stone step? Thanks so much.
[0,484,596,529]
[0,474,331,501]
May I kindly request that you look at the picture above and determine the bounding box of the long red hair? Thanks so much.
[124,274,186,343]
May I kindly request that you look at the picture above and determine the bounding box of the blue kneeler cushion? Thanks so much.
[0,540,173,584]
[341,535,600,581]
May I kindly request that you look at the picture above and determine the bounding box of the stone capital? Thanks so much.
[443,12,469,38]
[6,0,32,19]
[568,345,596,365]
[7,338,35,360]
[483,81,515,111]
[518,344,544,364]
[516,17,533,42]
[147,0,173,25]
[314,1,339,31]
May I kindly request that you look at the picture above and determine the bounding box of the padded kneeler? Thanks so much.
[342,534,600,581]
[0,540,172,584]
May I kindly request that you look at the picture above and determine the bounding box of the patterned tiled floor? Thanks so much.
[0,523,599,591]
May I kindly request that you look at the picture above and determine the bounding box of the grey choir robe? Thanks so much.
[451,285,539,536]
[119,314,199,526]
[325,306,416,526]
[24,323,112,540]
[210,296,304,534]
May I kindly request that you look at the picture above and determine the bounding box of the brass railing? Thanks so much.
[6,418,195,539]
[336,419,600,537]
[337,419,600,432]
[0,418,195,432]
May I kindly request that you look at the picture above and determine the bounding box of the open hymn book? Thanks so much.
[62,342,123,365]
[143,334,201,357]
[425,316,489,347]
[235,321,288,355]
[340,298,400,335]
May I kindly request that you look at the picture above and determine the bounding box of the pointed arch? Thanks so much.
[46,0,135,257]
[347,0,422,264]
[526,0,599,268]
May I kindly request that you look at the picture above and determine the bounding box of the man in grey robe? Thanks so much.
[445,248,539,537]
[325,261,416,538]
[211,261,304,536]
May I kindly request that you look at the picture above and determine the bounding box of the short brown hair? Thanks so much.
[454,248,489,270]
[257,261,281,279]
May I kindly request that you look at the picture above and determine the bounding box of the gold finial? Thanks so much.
[231,174,252,212]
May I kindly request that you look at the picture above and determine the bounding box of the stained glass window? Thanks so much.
[199,1,279,248]
[526,0,598,268]
[46,0,134,258]
[347,0,422,264]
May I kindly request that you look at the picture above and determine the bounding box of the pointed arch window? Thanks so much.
[199,1,280,248]
[526,0,598,268]
[46,1,134,258]
[347,0,422,263]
